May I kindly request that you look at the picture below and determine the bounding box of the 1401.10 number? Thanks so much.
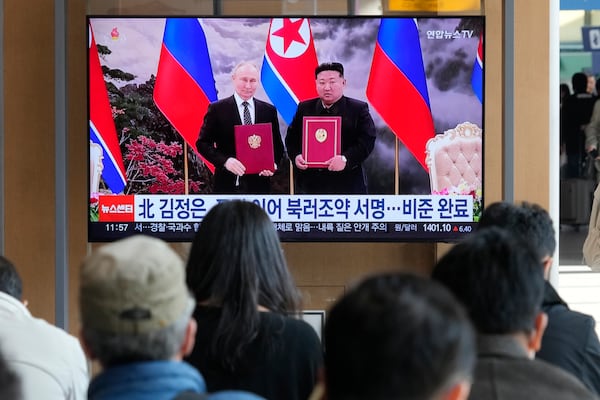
[422,223,452,232]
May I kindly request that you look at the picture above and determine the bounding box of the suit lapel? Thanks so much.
[227,95,243,125]
[254,99,264,123]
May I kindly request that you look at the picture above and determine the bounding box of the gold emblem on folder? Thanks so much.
[248,134,261,149]
[315,128,328,143]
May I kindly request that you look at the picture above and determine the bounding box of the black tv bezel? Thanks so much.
[86,15,485,243]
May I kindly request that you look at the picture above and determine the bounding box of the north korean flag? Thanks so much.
[88,23,127,194]
[261,18,319,124]
[471,33,483,103]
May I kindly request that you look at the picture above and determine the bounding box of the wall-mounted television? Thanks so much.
[88,16,484,242]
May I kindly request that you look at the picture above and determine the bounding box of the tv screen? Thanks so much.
[88,16,484,242]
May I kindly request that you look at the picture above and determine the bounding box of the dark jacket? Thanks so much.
[89,361,264,400]
[197,95,284,194]
[470,334,597,400]
[88,360,205,400]
[536,281,600,395]
[285,96,376,194]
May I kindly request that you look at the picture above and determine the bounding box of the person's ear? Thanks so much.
[443,380,471,400]
[542,256,553,280]
[306,368,326,400]
[179,318,197,359]
[528,312,548,356]
[307,378,326,400]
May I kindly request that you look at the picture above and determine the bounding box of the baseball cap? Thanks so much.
[80,235,190,335]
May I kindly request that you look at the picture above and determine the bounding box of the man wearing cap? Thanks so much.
[79,235,264,400]
[285,62,376,194]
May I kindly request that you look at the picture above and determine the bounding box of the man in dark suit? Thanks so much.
[197,62,284,194]
[479,201,600,396]
[432,228,596,400]
[285,62,376,194]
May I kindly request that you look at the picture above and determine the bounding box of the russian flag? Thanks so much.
[261,18,319,124]
[88,23,127,194]
[471,33,483,103]
[366,18,435,171]
[154,18,218,171]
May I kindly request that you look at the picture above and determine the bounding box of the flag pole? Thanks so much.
[184,142,189,195]
[395,138,399,195]
[289,159,294,195]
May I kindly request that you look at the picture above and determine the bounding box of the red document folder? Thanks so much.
[234,122,275,174]
[302,116,342,168]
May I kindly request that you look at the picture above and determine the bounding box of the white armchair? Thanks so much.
[425,122,482,194]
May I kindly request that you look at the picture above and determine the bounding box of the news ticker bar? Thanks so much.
[94,194,476,223]
[89,221,478,242]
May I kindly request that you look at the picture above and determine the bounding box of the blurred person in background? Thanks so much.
[561,72,596,178]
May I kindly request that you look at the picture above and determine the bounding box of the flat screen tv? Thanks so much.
[88,15,484,242]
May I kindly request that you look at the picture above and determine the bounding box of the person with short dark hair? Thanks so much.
[197,61,285,194]
[319,272,475,400]
[589,74,597,95]
[285,62,376,194]
[80,235,263,400]
[432,228,596,400]
[0,255,88,400]
[562,72,597,178]
[479,201,600,395]
[185,200,323,400]
[561,83,571,107]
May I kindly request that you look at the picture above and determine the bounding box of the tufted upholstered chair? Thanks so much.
[425,122,482,194]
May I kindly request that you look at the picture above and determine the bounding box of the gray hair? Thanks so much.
[232,61,259,77]
[82,297,195,367]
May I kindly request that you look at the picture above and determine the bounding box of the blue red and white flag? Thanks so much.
[154,18,218,171]
[88,23,127,194]
[471,33,483,103]
[261,18,319,124]
[366,18,435,171]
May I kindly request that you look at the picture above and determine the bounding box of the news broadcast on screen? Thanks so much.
[87,16,484,242]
